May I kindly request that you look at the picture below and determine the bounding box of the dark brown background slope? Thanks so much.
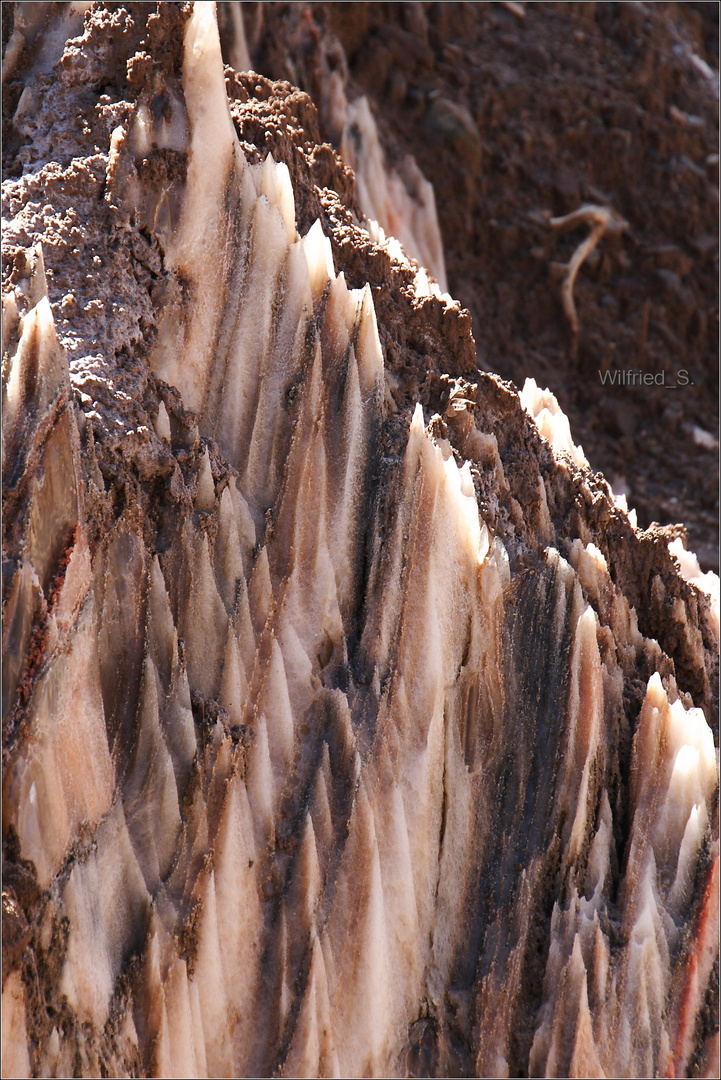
[243,0,720,571]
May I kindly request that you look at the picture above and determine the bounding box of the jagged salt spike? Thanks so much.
[310,748,334,861]
[414,266,431,298]
[326,343,364,614]
[59,802,149,1029]
[133,101,152,158]
[226,0,251,72]
[668,803,708,911]
[1,288,20,355]
[133,85,188,156]
[564,605,603,866]
[248,546,273,636]
[147,555,178,688]
[194,447,215,511]
[259,636,295,776]
[355,284,384,393]
[290,813,323,935]
[215,193,291,469]
[155,0,244,412]
[162,954,201,1078]
[375,781,420,976]
[4,295,67,433]
[586,790,613,900]
[409,402,425,439]
[669,536,720,634]
[284,931,340,1078]
[459,459,474,499]
[228,476,257,552]
[282,935,322,1077]
[182,2,236,199]
[213,775,262,1071]
[234,575,256,676]
[7,596,114,887]
[520,377,587,468]
[324,271,358,359]
[259,154,296,244]
[245,714,274,848]
[182,531,228,698]
[302,218,336,299]
[341,98,387,226]
[219,620,247,722]
[2,558,43,721]
[326,781,391,1074]
[153,400,171,441]
[124,655,182,888]
[341,96,447,290]
[154,997,173,1077]
[568,967,606,1078]
[193,870,233,1075]
[651,699,716,872]
[241,242,314,509]
[0,973,31,1079]
[591,921,610,1016]
[184,978,208,1078]
[278,619,315,725]
[26,243,48,307]
[441,453,485,566]
[163,661,197,795]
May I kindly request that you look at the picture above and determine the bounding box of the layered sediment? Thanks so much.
[2,4,718,1078]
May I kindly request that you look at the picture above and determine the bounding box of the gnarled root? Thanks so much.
[548,204,629,355]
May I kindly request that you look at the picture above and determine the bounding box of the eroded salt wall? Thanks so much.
[2,4,719,1078]
[216,0,449,295]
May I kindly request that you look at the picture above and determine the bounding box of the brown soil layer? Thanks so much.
[249,0,720,571]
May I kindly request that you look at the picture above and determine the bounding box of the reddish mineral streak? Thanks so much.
[669,854,720,1078]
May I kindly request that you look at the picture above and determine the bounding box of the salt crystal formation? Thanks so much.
[2,4,718,1078]
[339,94,448,295]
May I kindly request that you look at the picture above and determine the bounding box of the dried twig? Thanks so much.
[499,2,526,18]
[547,204,628,351]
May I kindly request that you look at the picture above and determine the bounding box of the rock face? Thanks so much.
[1,4,718,1078]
